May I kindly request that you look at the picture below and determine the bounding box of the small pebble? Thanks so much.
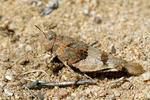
[71,93,76,97]
[34,92,44,100]
[52,97,59,100]
[20,37,26,43]
[23,0,30,2]
[40,0,58,16]
[109,94,116,100]
[143,87,150,98]
[5,71,14,81]
[8,23,16,30]
[86,88,91,94]
[83,9,89,15]
[18,43,24,48]
[141,72,150,82]
[32,60,40,68]
[121,82,132,90]
[92,85,100,91]
[80,97,86,100]
[94,16,102,24]
[18,58,29,65]
[0,55,9,62]
[113,90,121,97]
[99,90,108,97]
[76,0,84,5]
[134,38,140,44]
[36,1,42,7]
[83,6,89,15]
[43,53,51,59]
[26,45,32,51]
[111,45,116,54]
[94,92,98,97]
[58,89,68,99]
[134,94,143,99]
[90,11,96,16]
[140,55,147,61]
[4,88,13,96]
[61,75,67,80]
[0,63,11,70]
[10,35,19,42]
[34,72,42,77]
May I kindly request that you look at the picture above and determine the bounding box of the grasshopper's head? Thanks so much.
[35,25,56,52]
[45,30,56,41]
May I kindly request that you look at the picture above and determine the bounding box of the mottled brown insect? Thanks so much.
[35,25,144,76]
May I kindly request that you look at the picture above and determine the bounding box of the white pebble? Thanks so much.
[86,88,91,94]
[9,23,16,30]
[71,15,75,19]
[142,72,150,82]
[83,6,89,15]
[109,94,116,100]
[43,54,51,59]
[20,37,26,42]
[4,89,13,96]
[61,75,67,80]
[19,43,24,48]
[141,38,147,42]
[83,9,89,15]
[90,10,96,16]
[5,71,14,81]
[94,92,98,96]
[23,0,30,2]
[80,97,86,100]
[36,1,42,7]
[26,45,32,51]
[52,97,59,100]
[71,93,76,97]
[92,86,99,91]
[134,38,140,44]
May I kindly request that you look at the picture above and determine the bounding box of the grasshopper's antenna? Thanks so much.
[35,25,47,39]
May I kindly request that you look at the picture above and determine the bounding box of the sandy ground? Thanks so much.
[0,0,150,100]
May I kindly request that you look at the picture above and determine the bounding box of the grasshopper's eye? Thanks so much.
[46,30,56,40]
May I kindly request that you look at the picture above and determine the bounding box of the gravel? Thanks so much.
[0,0,150,99]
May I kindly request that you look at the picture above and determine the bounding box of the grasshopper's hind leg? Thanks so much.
[63,62,93,80]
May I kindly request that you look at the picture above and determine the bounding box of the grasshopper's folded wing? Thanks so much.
[73,46,144,75]
[72,47,122,72]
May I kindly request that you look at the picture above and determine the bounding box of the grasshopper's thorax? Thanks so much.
[52,36,89,65]
[52,35,78,56]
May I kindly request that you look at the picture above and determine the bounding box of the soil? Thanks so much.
[0,0,150,100]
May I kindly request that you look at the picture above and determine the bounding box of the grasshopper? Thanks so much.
[35,25,144,76]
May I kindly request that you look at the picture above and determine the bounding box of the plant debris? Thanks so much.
[25,79,96,89]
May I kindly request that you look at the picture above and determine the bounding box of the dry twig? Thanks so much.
[24,79,96,89]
